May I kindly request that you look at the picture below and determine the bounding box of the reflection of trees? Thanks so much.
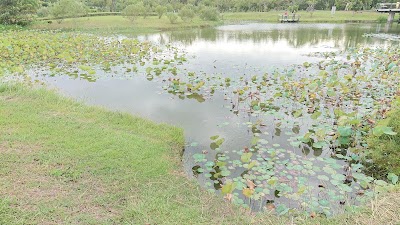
[200,28,220,42]
[165,28,223,45]
[164,29,200,45]
[165,24,396,49]
[223,26,387,49]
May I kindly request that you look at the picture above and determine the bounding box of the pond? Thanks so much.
[38,23,400,216]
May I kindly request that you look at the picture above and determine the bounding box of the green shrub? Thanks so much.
[166,12,179,24]
[50,0,88,23]
[123,3,152,19]
[367,98,400,175]
[0,0,39,25]
[155,5,167,19]
[377,15,387,23]
[199,7,219,21]
[122,4,144,22]
[37,7,50,18]
[166,4,174,13]
[142,5,152,19]
[178,6,195,22]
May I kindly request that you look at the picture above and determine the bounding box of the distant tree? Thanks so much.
[288,3,299,13]
[115,0,142,11]
[334,0,346,10]
[155,5,167,18]
[199,7,220,21]
[351,0,364,12]
[166,12,179,23]
[0,0,39,25]
[122,3,143,21]
[37,7,50,18]
[84,0,109,11]
[178,5,195,21]
[361,0,372,10]
[215,0,234,12]
[142,4,153,18]
[38,0,376,15]
[306,0,316,17]
[166,4,174,12]
[108,0,117,11]
[122,4,139,22]
[50,0,88,23]
[341,0,363,14]
[168,0,183,12]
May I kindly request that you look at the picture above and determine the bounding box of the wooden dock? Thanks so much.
[376,3,400,12]
[376,3,400,22]
[279,14,300,23]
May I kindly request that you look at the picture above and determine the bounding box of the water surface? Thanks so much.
[41,23,400,213]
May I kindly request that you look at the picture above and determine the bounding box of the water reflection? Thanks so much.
[142,23,400,49]
[137,23,400,74]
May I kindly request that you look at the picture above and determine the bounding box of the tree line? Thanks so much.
[0,0,394,25]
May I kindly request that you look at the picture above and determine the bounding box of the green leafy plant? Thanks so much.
[368,102,400,174]
[37,7,50,18]
[155,5,167,19]
[50,0,88,23]
[199,7,220,21]
[166,12,179,24]
[179,6,195,22]
[377,15,387,23]
[122,4,144,22]
[0,0,39,25]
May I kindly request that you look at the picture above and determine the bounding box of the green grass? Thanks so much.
[366,98,400,176]
[0,83,399,224]
[0,24,25,31]
[222,10,383,23]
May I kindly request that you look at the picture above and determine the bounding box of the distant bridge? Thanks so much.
[376,3,400,22]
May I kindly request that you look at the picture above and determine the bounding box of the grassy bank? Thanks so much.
[0,84,399,224]
[222,10,384,23]
[30,11,385,33]
[367,98,400,176]
[0,84,251,224]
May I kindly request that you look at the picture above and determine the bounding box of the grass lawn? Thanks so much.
[222,10,385,23]
[0,84,399,224]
